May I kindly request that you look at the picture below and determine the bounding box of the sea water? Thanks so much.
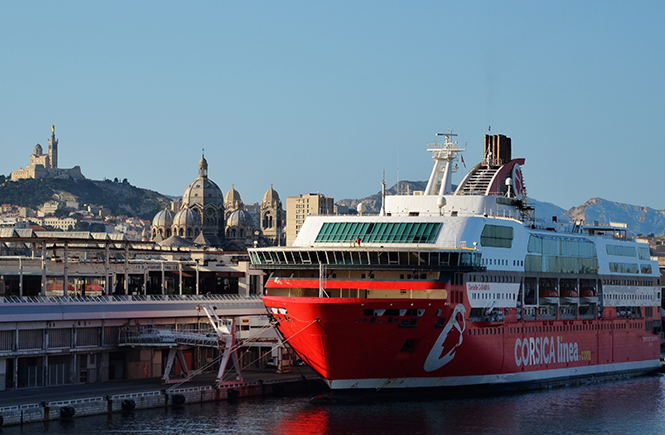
[3,374,665,435]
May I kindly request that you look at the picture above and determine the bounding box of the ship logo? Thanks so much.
[423,304,467,372]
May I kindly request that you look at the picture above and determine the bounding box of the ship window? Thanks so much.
[609,262,639,274]
[638,247,650,260]
[606,244,637,257]
[314,222,442,244]
[481,225,513,248]
[641,264,652,274]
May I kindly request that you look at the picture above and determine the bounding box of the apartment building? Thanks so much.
[285,193,334,246]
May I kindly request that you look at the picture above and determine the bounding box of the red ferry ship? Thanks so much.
[249,132,662,394]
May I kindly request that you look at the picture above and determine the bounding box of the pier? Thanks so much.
[0,368,323,427]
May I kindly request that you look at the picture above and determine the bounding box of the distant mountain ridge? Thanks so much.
[564,198,665,236]
[337,181,665,237]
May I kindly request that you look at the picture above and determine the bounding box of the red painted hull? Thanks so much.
[264,293,661,390]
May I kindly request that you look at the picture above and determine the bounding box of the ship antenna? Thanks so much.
[424,130,465,197]
[380,170,387,216]
[396,167,400,195]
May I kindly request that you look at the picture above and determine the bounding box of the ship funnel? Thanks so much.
[484,134,512,166]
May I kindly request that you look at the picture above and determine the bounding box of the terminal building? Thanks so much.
[0,231,277,391]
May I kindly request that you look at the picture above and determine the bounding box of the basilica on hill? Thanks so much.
[10,125,84,181]
[148,154,284,250]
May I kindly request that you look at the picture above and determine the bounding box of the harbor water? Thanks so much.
[3,374,665,435]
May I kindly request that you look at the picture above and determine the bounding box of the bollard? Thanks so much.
[171,394,186,407]
[121,399,136,413]
[60,405,75,420]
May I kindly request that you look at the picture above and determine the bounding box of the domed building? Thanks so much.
[225,208,257,251]
[150,154,284,249]
[180,154,225,246]
[172,208,202,241]
[260,184,284,246]
[150,154,225,247]
[224,185,243,221]
[151,209,174,242]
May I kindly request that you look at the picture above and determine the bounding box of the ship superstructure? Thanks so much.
[249,133,661,394]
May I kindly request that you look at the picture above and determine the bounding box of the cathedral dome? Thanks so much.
[33,144,43,156]
[225,185,243,210]
[173,208,201,226]
[226,209,254,227]
[152,209,174,227]
[262,184,280,204]
[182,177,223,207]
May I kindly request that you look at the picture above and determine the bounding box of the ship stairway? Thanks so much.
[457,166,499,195]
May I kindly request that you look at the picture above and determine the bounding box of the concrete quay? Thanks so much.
[0,367,323,428]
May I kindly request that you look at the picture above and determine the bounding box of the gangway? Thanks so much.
[118,305,244,385]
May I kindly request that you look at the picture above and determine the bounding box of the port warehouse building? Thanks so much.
[0,230,273,391]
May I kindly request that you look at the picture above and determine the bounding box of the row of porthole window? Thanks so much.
[471,292,516,300]
[508,323,635,334]
[469,275,517,283]
[482,258,524,267]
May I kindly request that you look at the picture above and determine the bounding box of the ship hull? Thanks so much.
[264,294,662,394]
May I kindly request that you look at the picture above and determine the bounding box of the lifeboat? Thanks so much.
[539,288,559,305]
[580,287,599,304]
[560,288,580,305]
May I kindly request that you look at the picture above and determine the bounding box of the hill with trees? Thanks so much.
[0,177,172,220]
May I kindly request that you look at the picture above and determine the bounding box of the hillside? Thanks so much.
[337,182,665,236]
[0,178,172,220]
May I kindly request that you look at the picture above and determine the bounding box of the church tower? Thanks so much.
[47,125,58,169]
[261,184,283,246]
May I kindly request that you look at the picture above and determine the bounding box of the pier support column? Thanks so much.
[105,242,110,296]
[195,264,199,295]
[124,243,129,295]
[19,258,23,297]
[41,241,47,296]
[63,242,69,297]
[178,263,182,295]
[161,262,165,295]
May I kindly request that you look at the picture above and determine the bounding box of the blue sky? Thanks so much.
[1,1,664,210]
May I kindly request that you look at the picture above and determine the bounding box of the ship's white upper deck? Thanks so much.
[287,132,658,279]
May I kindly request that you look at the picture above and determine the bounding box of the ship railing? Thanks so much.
[118,327,222,347]
[0,294,261,304]
[249,247,483,271]
[522,306,537,321]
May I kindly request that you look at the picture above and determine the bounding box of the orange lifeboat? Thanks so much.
[560,288,579,304]
[580,287,599,304]
[539,288,559,304]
